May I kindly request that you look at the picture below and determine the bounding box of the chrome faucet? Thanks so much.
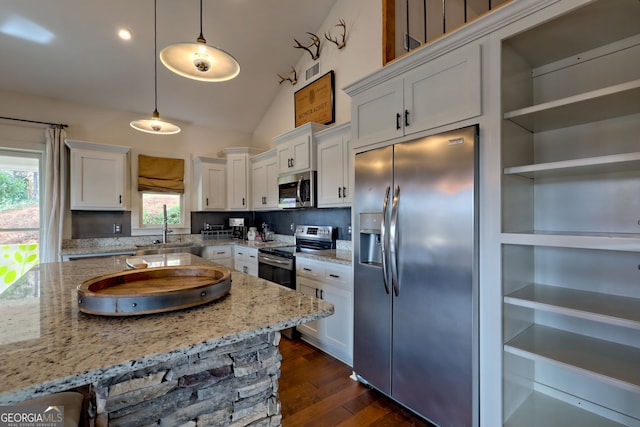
[162,204,168,244]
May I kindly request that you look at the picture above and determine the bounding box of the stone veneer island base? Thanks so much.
[0,253,333,427]
[94,331,283,427]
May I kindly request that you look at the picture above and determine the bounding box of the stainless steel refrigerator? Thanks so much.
[353,125,478,426]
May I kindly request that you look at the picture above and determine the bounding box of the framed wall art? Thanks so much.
[294,70,335,127]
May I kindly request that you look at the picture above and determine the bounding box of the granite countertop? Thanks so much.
[60,238,353,266]
[0,253,333,404]
[295,249,352,266]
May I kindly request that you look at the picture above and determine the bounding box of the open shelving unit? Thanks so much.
[499,1,640,425]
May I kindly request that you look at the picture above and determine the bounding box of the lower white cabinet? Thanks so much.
[200,245,233,269]
[233,246,258,277]
[296,257,353,365]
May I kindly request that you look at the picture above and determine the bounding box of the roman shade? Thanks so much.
[138,154,184,193]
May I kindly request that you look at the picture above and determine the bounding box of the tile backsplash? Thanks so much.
[71,207,352,241]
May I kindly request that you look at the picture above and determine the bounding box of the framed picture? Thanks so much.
[294,70,335,127]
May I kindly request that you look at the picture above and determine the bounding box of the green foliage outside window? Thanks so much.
[0,171,33,210]
[143,203,181,225]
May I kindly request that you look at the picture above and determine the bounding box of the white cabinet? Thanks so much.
[200,245,233,269]
[66,140,130,210]
[346,44,481,149]
[296,257,353,365]
[500,2,640,425]
[316,123,351,207]
[193,156,226,211]
[274,122,328,175]
[233,246,258,277]
[224,148,259,211]
[250,149,278,210]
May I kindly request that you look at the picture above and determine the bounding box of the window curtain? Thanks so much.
[42,127,67,262]
[138,154,184,193]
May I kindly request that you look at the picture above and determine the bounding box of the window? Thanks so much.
[132,152,190,235]
[0,150,41,293]
[141,193,182,226]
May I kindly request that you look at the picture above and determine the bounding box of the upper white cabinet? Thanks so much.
[250,149,278,210]
[316,123,352,207]
[193,156,226,211]
[274,122,328,175]
[500,1,640,426]
[346,44,481,148]
[66,140,130,210]
[224,148,259,211]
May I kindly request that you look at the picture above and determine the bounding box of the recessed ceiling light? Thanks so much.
[118,28,132,41]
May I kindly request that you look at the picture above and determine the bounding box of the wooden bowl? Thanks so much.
[77,265,231,316]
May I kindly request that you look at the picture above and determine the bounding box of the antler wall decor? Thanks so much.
[277,66,298,85]
[293,32,321,61]
[325,19,347,49]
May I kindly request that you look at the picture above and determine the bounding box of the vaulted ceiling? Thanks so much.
[0,0,337,134]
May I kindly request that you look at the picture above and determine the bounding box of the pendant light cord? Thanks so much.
[198,0,206,43]
[154,0,159,114]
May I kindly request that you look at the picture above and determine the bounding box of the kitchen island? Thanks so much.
[0,253,333,426]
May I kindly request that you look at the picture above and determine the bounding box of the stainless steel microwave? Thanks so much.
[278,171,316,208]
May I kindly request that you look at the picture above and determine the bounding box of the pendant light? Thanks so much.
[159,0,240,82]
[131,0,181,135]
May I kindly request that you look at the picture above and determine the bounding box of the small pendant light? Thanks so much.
[159,0,240,82]
[131,0,181,135]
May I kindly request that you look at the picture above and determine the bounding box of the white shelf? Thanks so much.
[501,232,640,252]
[504,152,640,178]
[504,284,640,330]
[503,80,640,132]
[504,391,627,427]
[504,325,640,393]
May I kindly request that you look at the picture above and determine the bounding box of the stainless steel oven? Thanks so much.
[278,171,316,208]
[258,225,337,339]
[258,250,295,289]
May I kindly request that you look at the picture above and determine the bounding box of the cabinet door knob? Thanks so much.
[404,109,410,127]
[206,197,209,206]
[396,113,401,130]
[242,197,245,206]
[338,187,342,198]
[343,186,347,198]
[119,195,122,204]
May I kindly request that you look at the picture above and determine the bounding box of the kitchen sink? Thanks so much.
[134,244,203,256]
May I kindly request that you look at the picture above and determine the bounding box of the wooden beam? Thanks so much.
[382,0,396,65]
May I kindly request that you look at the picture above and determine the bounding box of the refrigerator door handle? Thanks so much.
[390,185,400,296]
[380,186,391,294]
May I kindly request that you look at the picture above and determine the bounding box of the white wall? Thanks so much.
[251,0,382,148]
[0,90,252,158]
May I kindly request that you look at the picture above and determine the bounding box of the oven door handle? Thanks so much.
[259,254,293,267]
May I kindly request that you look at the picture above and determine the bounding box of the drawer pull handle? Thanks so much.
[329,274,340,278]
[303,267,312,272]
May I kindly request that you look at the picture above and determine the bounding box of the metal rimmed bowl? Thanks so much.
[77,265,231,316]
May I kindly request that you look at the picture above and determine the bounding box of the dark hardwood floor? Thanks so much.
[278,337,434,427]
